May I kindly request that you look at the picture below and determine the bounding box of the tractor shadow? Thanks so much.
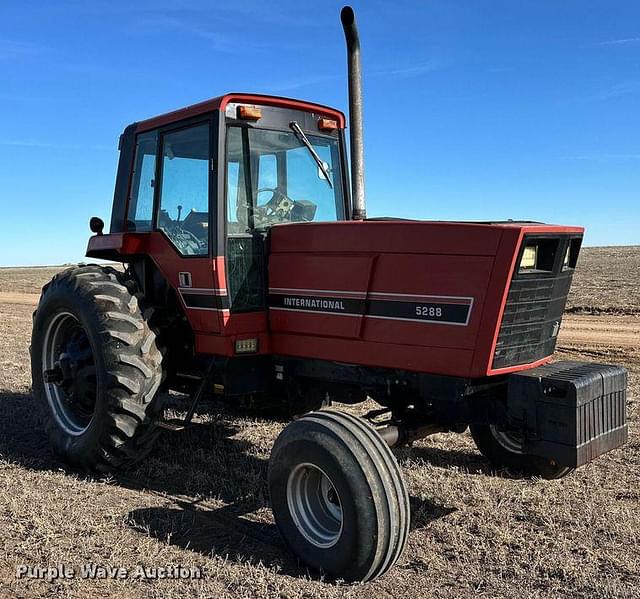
[396,443,535,480]
[126,501,298,575]
[0,391,62,471]
[397,443,494,475]
[126,494,456,579]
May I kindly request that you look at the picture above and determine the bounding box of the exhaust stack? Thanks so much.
[340,6,366,221]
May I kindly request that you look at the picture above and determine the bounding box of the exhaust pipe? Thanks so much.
[340,6,366,221]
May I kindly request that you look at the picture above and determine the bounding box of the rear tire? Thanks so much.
[470,424,574,479]
[31,264,164,471]
[268,409,410,582]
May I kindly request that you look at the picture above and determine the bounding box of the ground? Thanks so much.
[0,247,638,598]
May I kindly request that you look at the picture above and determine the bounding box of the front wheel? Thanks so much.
[470,424,574,479]
[268,410,410,582]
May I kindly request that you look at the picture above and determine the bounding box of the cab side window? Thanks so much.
[126,131,157,232]
[157,123,210,256]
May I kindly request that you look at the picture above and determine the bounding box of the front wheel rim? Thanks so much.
[42,312,97,436]
[286,463,343,548]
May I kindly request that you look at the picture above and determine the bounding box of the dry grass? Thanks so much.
[1,248,639,598]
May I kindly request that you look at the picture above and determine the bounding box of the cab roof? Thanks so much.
[135,93,346,133]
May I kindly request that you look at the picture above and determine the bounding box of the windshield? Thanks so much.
[226,126,345,234]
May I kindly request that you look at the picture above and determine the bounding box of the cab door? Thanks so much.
[147,118,222,334]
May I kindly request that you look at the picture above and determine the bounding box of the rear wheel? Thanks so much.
[268,409,410,582]
[470,424,574,479]
[31,264,164,471]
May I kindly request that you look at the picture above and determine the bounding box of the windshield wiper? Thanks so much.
[289,121,333,188]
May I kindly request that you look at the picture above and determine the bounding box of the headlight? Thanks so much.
[520,245,538,269]
[563,245,571,268]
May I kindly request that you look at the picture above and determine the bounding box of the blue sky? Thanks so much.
[0,0,638,266]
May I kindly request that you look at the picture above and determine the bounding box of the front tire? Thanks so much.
[31,264,164,471]
[268,410,410,582]
[470,424,574,479]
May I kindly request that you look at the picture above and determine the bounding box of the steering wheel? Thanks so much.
[255,187,296,224]
[179,226,204,245]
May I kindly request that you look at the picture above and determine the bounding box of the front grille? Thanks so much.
[492,235,579,369]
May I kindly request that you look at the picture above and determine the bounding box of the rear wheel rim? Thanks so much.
[490,425,525,454]
[286,463,343,548]
[42,312,97,436]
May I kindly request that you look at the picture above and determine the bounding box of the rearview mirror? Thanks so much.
[89,217,104,235]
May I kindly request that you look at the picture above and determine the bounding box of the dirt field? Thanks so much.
[567,246,640,314]
[1,248,638,598]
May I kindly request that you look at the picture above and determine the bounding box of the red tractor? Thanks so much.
[31,7,627,582]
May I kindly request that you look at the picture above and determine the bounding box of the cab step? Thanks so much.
[155,358,218,432]
[156,418,190,432]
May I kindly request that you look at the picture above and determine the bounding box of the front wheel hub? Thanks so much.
[43,365,64,385]
[286,463,343,548]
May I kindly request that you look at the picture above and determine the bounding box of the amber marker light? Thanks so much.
[237,105,262,120]
[318,117,338,131]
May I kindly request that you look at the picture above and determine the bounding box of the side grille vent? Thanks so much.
[493,235,578,369]
[227,236,266,312]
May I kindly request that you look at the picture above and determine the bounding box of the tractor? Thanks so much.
[31,6,628,582]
